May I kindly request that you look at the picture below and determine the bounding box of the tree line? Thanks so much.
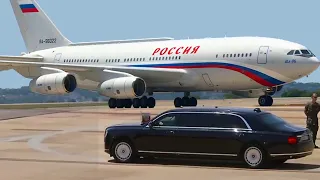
[281,89,319,97]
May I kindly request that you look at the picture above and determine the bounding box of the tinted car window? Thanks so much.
[177,113,214,127]
[153,113,178,126]
[213,114,248,129]
[176,113,248,129]
[258,113,286,125]
[243,113,287,131]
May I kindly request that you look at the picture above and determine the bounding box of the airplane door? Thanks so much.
[202,73,214,86]
[257,46,269,64]
[54,53,62,63]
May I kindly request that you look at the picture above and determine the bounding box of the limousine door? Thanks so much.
[172,113,246,156]
[134,113,180,153]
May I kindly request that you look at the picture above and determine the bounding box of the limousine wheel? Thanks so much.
[243,145,266,168]
[112,140,135,163]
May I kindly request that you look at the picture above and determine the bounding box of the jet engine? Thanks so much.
[98,77,146,99]
[29,73,77,95]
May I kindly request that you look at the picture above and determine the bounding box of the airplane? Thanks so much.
[0,0,319,109]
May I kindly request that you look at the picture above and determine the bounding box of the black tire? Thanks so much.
[111,139,136,163]
[242,145,267,169]
[140,96,148,108]
[190,97,197,106]
[124,99,132,108]
[132,98,140,108]
[182,97,189,106]
[108,98,116,108]
[174,97,182,107]
[147,97,156,108]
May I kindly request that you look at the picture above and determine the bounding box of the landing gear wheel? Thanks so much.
[189,97,197,106]
[108,98,116,109]
[140,96,148,108]
[124,99,132,108]
[116,99,124,108]
[243,145,266,169]
[182,97,190,107]
[258,95,273,106]
[112,140,136,163]
[174,97,182,108]
[267,96,273,106]
[132,98,140,108]
[147,97,156,108]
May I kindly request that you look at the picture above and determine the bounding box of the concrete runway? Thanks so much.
[0,98,320,180]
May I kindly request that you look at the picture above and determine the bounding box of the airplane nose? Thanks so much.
[305,57,320,75]
[311,57,320,65]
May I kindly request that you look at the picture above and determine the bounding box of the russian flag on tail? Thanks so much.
[20,4,39,13]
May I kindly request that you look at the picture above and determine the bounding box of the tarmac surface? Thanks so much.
[0,98,320,180]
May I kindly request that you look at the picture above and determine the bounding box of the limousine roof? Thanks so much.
[165,107,268,116]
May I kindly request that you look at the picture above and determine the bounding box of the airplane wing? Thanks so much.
[0,56,188,83]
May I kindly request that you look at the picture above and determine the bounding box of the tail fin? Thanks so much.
[10,0,71,53]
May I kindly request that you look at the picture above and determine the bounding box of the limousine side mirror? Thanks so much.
[148,122,154,129]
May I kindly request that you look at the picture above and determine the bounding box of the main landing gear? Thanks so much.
[258,95,273,106]
[174,97,198,107]
[174,92,198,108]
[108,96,156,109]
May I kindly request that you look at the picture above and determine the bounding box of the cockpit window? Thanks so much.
[301,49,311,55]
[294,50,301,55]
[287,50,294,55]
[308,50,316,57]
[287,49,316,57]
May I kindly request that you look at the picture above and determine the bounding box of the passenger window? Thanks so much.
[153,114,178,127]
[287,50,294,55]
[214,114,248,129]
[178,113,216,127]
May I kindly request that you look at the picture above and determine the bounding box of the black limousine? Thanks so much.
[104,107,314,168]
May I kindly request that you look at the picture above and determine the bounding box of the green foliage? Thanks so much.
[281,88,320,97]
[223,93,242,99]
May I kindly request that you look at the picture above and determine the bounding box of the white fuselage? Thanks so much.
[24,36,319,93]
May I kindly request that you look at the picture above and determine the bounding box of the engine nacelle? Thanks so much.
[98,77,146,99]
[29,73,77,95]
